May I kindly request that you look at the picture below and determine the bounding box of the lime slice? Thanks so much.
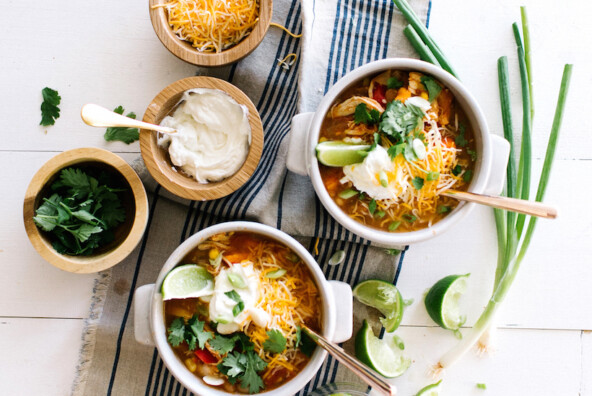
[353,279,403,332]
[416,380,442,396]
[316,141,371,166]
[161,264,214,300]
[354,320,410,378]
[424,274,470,330]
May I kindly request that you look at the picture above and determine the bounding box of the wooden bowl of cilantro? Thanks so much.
[23,148,149,273]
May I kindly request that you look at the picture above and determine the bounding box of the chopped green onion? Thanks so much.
[402,214,416,223]
[379,171,388,187]
[376,210,386,218]
[266,268,287,279]
[338,189,358,199]
[426,171,440,181]
[368,199,377,215]
[477,383,487,390]
[227,273,247,289]
[209,252,223,268]
[463,170,473,183]
[285,252,300,263]
[392,335,405,350]
[328,250,346,266]
[388,221,401,231]
[437,205,451,214]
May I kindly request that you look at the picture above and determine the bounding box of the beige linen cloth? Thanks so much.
[73,0,429,394]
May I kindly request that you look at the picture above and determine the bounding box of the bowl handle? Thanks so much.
[286,112,315,176]
[484,134,510,195]
[134,284,155,346]
[327,281,353,343]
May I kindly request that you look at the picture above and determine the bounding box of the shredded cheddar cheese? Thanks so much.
[161,0,260,53]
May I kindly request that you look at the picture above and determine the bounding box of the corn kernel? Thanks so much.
[185,358,197,372]
[420,92,429,100]
[209,248,219,260]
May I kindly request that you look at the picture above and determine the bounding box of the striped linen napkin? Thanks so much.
[73,0,430,395]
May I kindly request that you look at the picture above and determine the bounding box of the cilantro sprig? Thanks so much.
[420,75,442,103]
[263,330,286,353]
[40,87,61,126]
[33,167,126,255]
[218,351,267,393]
[354,103,381,125]
[103,106,140,144]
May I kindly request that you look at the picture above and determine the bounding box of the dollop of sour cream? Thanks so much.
[342,145,396,200]
[158,88,251,183]
[209,262,269,334]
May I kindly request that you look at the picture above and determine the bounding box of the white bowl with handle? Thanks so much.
[134,221,352,395]
[286,58,510,246]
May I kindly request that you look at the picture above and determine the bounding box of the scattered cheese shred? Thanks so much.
[162,0,260,53]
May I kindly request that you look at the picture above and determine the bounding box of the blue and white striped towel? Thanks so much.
[73,0,430,395]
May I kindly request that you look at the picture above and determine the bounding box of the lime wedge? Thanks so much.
[354,320,410,378]
[316,141,371,166]
[416,380,443,396]
[353,279,403,332]
[161,264,214,300]
[424,274,470,330]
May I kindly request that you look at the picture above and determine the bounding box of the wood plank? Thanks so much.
[0,151,139,318]
[430,0,592,161]
[399,159,592,330]
[0,317,84,395]
[582,331,592,395]
[381,327,582,396]
[0,0,196,153]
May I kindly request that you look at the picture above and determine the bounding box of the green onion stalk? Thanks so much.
[391,0,573,374]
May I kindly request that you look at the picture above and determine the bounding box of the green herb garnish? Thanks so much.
[40,87,61,126]
[387,143,406,160]
[368,199,377,215]
[426,171,440,181]
[412,176,424,190]
[467,148,478,161]
[225,290,245,316]
[103,106,140,144]
[477,383,487,390]
[387,76,403,89]
[218,351,267,394]
[437,205,451,214]
[451,165,462,176]
[166,315,212,350]
[454,123,468,147]
[379,100,425,141]
[338,189,358,199]
[265,268,287,279]
[402,214,417,223]
[32,167,126,256]
[263,330,287,353]
[167,318,186,347]
[354,103,381,125]
[388,221,401,231]
[209,334,237,355]
[228,273,247,289]
[420,76,442,102]
[463,169,473,182]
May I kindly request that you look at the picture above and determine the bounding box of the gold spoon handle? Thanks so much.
[302,326,396,396]
[80,104,176,134]
[442,190,557,219]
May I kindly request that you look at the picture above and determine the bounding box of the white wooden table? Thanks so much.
[1,0,590,394]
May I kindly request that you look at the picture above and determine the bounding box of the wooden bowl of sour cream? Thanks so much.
[140,77,264,200]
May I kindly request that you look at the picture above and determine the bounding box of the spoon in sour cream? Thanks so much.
[80,103,177,135]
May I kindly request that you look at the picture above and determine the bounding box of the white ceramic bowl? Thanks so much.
[287,58,510,246]
[134,221,352,396]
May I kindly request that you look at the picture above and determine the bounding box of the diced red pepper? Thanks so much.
[195,348,217,364]
[372,83,387,105]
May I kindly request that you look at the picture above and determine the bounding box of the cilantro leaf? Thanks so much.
[467,148,478,161]
[104,106,140,144]
[452,165,463,176]
[218,351,247,378]
[187,315,213,350]
[420,76,442,102]
[263,329,287,353]
[455,123,468,147]
[380,100,425,140]
[387,76,403,90]
[299,330,317,357]
[235,332,255,352]
[437,205,451,214]
[241,352,267,394]
[387,143,405,160]
[167,318,186,347]
[209,335,237,355]
[412,176,424,190]
[40,87,61,126]
[463,169,473,182]
[295,327,302,348]
[353,103,380,125]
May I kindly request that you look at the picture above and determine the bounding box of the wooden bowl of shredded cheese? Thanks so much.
[149,0,272,66]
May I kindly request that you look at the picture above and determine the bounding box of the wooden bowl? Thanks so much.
[23,148,149,273]
[140,76,264,200]
[149,0,273,67]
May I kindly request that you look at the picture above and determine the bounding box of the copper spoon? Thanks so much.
[441,190,557,219]
[302,326,397,396]
[80,103,176,135]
